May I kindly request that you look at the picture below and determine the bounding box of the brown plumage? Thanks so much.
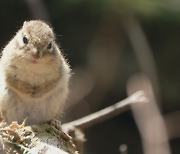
[0,20,71,125]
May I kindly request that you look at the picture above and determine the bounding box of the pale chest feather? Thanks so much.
[0,71,68,124]
[4,85,67,125]
[9,62,61,86]
[0,61,70,124]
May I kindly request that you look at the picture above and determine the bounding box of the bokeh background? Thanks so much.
[0,0,180,153]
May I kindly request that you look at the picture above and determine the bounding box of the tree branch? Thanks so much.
[62,90,148,130]
[0,91,147,154]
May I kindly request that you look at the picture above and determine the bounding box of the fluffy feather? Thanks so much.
[0,20,71,125]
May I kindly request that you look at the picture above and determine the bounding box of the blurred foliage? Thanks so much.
[44,0,180,20]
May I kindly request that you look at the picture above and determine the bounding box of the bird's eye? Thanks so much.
[47,42,52,50]
[23,36,28,44]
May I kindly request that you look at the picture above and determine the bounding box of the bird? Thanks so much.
[0,20,71,125]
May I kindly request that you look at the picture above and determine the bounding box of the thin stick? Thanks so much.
[123,17,160,102]
[62,90,148,130]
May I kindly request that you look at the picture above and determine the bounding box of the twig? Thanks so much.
[127,74,171,154]
[62,90,148,130]
[123,17,160,102]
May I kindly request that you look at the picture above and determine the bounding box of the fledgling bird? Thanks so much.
[0,20,71,125]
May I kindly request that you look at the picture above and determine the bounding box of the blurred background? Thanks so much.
[0,0,180,153]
